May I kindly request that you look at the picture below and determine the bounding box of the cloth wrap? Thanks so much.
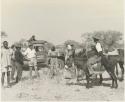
[87,55,105,74]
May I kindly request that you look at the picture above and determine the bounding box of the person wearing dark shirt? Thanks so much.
[28,35,36,43]
[15,43,24,83]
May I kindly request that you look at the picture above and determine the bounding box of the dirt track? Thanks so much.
[1,68,124,101]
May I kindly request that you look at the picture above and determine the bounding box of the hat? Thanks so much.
[93,35,101,40]
[15,43,21,48]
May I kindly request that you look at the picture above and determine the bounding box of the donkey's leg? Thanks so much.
[85,67,90,88]
[119,61,124,81]
[111,71,118,88]
[86,74,90,89]
[101,56,117,88]
[76,68,80,83]
[108,70,118,88]
[109,72,115,88]
[110,64,118,88]
[83,62,90,88]
[115,63,119,77]
[74,65,79,82]
[99,74,103,85]
[104,68,115,88]
[111,78,114,88]
[114,78,118,88]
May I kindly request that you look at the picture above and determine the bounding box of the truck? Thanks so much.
[32,40,49,66]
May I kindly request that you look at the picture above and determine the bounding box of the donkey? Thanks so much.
[115,49,124,81]
[73,48,118,89]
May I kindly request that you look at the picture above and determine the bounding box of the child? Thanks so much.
[1,41,11,88]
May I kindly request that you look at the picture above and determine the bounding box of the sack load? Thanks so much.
[87,55,105,74]
[63,65,76,79]
[87,55,101,66]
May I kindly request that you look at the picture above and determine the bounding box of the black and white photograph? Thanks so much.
[1,0,124,101]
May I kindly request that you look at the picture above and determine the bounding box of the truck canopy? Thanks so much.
[31,40,48,44]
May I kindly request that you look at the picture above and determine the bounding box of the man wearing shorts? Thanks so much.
[23,43,39,79]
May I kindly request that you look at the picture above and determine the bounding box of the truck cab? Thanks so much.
[32,40,48,66]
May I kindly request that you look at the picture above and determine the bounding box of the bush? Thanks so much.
[81,30,124,52]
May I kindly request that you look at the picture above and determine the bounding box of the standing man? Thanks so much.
[23,43,39,79]
[1,41,11,88]
[14,43,24,83]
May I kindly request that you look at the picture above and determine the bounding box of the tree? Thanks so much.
[64,40,83,48]
[1,31,7,38]
[45,42,54,50]
[81,32,95,51]
[81,30,124,51]
[18,38,28,47]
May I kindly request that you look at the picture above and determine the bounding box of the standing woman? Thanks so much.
[48,46,58,79]
[1,41,11,88]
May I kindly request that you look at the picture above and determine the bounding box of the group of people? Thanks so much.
[1,34,104,88]
[1,40,39,88]
[48,44,76,79]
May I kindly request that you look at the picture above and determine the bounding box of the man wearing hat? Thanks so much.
[14,43,24,83]
[93,35,103,56]
[92,35,105,73]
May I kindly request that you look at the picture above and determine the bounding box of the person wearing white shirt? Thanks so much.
[96,42,103,52]
[93,37,103,56]
[24,47,36,59]
[23,44,39,79]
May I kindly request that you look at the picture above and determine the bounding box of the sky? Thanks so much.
[1,0,124,45]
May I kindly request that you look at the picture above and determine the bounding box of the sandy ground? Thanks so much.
[1,67,124,101]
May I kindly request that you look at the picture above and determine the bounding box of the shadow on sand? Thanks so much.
[66,77,112,88]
